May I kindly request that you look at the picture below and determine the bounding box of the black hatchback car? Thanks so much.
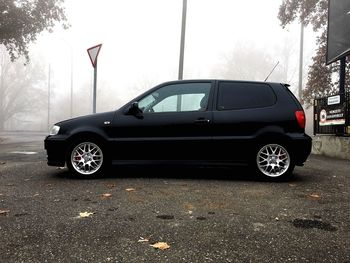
[45,80,311,179]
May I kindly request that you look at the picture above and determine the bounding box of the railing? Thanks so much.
[313,92,350,135]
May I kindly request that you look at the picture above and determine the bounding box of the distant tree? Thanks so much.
[0,0,68,62]
[213,44,285,82]
[0,47,46,131]
[278,0,350,105]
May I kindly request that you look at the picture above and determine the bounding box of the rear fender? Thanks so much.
[254,126,292,146]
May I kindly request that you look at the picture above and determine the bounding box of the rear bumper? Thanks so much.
[289,134,312,166]
[44,135,68,167]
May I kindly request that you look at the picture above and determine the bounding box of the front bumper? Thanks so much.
[44,135,68,167]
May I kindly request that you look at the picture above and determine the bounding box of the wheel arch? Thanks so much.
[254,126,292,145]
[65,128,110,158]
[253,126,296,170]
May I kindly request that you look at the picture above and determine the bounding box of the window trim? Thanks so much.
[215,81,277,111]
[137,81,214,115]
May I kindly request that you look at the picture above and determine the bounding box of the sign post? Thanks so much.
[87,44,102,113]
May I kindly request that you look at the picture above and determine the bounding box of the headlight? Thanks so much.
[49,125,60,136]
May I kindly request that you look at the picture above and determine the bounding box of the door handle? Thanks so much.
[194,118,210,124]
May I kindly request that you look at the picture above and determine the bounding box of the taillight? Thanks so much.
[295,110,305,129]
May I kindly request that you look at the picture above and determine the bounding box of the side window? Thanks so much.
[217,82,276,110]
[138,83,211,113]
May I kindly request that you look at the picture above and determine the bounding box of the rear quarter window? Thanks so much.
[217,82,276,110]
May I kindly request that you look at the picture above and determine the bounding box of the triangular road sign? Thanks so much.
[87,44,102,68]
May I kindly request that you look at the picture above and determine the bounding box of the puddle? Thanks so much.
[292,219,337,232]
[156,215,174,220]
[14,213,29,217]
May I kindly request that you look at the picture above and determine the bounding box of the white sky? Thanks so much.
[31,0,317,114]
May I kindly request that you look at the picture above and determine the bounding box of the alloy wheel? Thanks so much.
[256,144,290,177]
[70,142,103,175]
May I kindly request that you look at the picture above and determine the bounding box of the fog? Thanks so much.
[1,0,317,132]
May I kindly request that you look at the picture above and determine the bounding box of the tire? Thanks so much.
[66,139,107,177]
[254,143,294,180]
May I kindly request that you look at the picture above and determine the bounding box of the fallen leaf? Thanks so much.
[138,237,149,243]
[33,193,40,197]
[0,210,10,216]
[150,242,170,250]
[107,183,117,188]
[309,194,321,199]
[79,212,94,218]
[183,202,194,210]
[102,193,112,198]
[125,188,136,192]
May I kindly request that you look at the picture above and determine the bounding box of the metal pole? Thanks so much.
[298,23,304,100]
[93,60,97,114]
[339,57,346,94]
[70,51,74,117]
[178,0,187,80]
[47,64,51,130]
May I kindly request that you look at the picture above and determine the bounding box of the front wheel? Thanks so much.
[255,143,294,180]
[67,141,105,177]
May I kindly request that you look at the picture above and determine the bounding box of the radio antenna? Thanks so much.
[264,61,280,82]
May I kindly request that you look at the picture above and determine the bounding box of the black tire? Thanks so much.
[254,142,295,181]
[66,138,108,178]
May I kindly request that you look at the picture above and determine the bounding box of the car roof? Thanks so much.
[160,79,285,86]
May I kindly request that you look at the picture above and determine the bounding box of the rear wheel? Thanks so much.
[67,140,106,177]
[255,143,294,180]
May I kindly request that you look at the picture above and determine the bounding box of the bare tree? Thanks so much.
[213,44,284,82]
[0,46,46,131]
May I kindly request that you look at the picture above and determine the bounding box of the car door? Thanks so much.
[109,81,214,161]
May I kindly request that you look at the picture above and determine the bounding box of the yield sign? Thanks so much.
[87,44,102,68]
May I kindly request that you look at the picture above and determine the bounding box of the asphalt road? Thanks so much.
[0,132,349,263]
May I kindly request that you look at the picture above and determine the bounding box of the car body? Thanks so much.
[44,79,312,179]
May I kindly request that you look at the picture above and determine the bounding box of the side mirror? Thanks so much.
[127,102,143,119]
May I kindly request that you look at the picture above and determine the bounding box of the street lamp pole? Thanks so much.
[178,0,187,80]
[47,64,51,130]
[298,22,304,100]
[70,51,74,117]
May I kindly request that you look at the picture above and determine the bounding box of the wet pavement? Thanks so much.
[0,132,349,262]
